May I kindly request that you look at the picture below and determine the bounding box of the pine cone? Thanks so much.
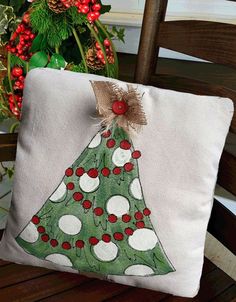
[86,48,105,71]
[47,0,68,14]
[108,54,115,64]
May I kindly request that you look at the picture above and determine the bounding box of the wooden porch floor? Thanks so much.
[0,258,235,302]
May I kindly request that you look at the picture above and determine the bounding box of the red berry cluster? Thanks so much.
[60,0,101,22]
[95,38,114,65]
[12,67,25,91]
[6,13,35,61]
[7,67,25,119]
[8,94,21,119]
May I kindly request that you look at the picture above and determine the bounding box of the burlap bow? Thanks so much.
[90,81,147,134]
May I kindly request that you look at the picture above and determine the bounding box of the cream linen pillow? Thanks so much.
[0,68,233,298]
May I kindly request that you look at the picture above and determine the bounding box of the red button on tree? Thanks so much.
[112,100,128,115]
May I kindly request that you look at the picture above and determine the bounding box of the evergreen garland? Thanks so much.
[31,0,68,48]
[0,0,124,122]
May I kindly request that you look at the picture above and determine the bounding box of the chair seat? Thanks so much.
[0,257,235,302]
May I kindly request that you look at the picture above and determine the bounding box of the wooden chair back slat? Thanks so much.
[135,0,168,85]
[158,21,236,68]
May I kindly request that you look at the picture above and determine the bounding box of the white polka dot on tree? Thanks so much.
[45,253,73,267]
[128,228,158,251]
[88,133,102,148]
[112,147,131,167]
[49,182,67,202]
[125,264,154,276]
[129,178,143,200]
[106,195,130,217]
[93,241,118,261]
[19,222,39,243]
[79,173,100,193]
[58,215,82,235]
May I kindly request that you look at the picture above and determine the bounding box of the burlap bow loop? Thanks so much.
[90,81,147,134]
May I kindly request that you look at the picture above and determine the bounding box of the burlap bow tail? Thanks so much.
[91,81,147,134]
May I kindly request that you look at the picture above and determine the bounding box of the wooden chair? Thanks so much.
[0,0,235,300]
[135,0,236,256]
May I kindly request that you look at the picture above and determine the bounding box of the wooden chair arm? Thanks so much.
[0,133,18,162]
[218,150,236,196]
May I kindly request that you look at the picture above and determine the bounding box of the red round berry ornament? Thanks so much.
[125,227,134,236]
[134,211,143,220]
[88,168,98,178]
[73,192,84,202]
[66,182,75,190]
[18,75,25,82]
[65,168,73,177]
[113,167,122,175]
[50,239,58,247]
[81,5,89,13]
[101,167,110,177]
[113,232,124,241]
[31,215,40,225]
[76,167,85,177]
[62,242,71,250]
[89,236,99,245]
[93,207,104,216]
[95,41,101,50]
[107,139,116,148]
[102,234,111,243]
[82,200,92,209]
[96,49,104,60]
[102,130,111,138]
[103,38,111,47]
[22,13,30,24]
[120,140,131,150]
[132,150,141,159]
[11,67,23,78]
[136,221,145,229]
[76,240,85,249]
[124,162,134,172]
[37,226,45,234]
[108,214,117,223]
[122,214,131,223]
[143,208,151,216]
[92,3,101,11]
[41,234,49,242]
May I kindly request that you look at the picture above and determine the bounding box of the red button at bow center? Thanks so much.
[112,100,128,115]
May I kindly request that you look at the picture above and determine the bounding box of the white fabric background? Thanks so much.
[0,68,233,297]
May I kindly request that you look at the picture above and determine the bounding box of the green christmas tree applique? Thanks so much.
[16,82,175,277]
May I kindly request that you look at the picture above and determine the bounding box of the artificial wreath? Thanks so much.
[0,0,124,123]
